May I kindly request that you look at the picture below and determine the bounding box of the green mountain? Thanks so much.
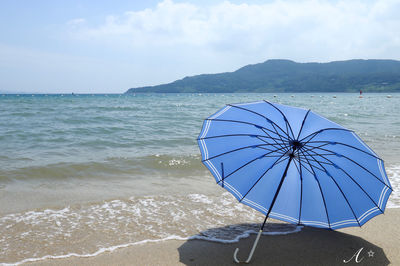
[126,59,400,93]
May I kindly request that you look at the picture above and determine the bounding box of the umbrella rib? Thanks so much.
[285,122,289,139]
[298,159,303,224]
[256,135,288,147]
[306,146,392,190]
[198,133,281,142]
[303,141,381,160]
[296,109,311,140]
[256,146,287,153]
[239,153,288,202]
[300,131,321,147]
[303,150,362,227]
[300,155,335,167]
[216,146,289,185]
[283,117,291,142]
[300,153,335,156]
[274,154,291,166]
[228,104,291,141]
[263,100,296,140]
[292,157,301,173]
[297,156,317,176]
[291,157,306,222]
[262,155,287,158]
[300,143,331,154]
[259,125,290,142]
[259,128,289,152]
[269,123,290,152]
[307,151,384,213]
[263,156,295,222]
[205,118,290,142]
[298,156,326,172]
[202,143,284,162]
[299,128,353,143]
[298,149,332,229]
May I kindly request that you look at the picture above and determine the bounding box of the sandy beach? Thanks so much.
[26,208,399,266]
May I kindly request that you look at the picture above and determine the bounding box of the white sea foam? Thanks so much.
[0,235,188,266]
[1,224,304,266]
[167,158,189,166]
[386,164,400,208]
[1,226,303,266]
[0,192,302,265]
[187,193,213,204]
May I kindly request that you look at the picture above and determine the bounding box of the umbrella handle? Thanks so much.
[233,229,262,264]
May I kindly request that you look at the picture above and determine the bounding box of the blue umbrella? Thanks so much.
[197,100,392,263]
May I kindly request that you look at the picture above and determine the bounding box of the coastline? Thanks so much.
[26,208,399,266]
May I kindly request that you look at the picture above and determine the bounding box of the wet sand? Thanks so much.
[27,208,399,266]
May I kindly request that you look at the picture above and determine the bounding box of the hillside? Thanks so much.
[126,59,400,93]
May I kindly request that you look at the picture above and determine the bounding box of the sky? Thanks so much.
[1,0,400,93]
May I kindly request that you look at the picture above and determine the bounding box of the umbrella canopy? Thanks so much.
[198,100,392,263]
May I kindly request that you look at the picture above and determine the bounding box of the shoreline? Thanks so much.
[24,208,399,266]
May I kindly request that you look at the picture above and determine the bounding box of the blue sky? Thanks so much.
[1,0,400,93]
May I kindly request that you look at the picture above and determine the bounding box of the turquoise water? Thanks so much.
[0,93,399,264]
[1,93,399,174]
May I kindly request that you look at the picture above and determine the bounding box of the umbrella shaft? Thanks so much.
[261,156,293,230]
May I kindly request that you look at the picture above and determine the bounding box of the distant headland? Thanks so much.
[125,59,400,93]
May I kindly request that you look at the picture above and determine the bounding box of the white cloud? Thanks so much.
[67,0,400,63]
[3,0,400,93]
[67,18,86,26]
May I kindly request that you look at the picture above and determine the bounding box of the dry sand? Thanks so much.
[28,208,399,266]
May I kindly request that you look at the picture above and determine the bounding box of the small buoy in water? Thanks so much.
[333,95,337,98]
[359,96,363,98]
[387,95,392,98]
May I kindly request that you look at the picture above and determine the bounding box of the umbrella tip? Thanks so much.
[289,139,303,150]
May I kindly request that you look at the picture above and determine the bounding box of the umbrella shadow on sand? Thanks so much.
[178,223,389,266]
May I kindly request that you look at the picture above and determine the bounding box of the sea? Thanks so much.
[0,93,399,264]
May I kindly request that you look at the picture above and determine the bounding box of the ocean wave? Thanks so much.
[386,164,400,208]
[0,154,204,182]
[1,226,304,266]
[0,192,301,264]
